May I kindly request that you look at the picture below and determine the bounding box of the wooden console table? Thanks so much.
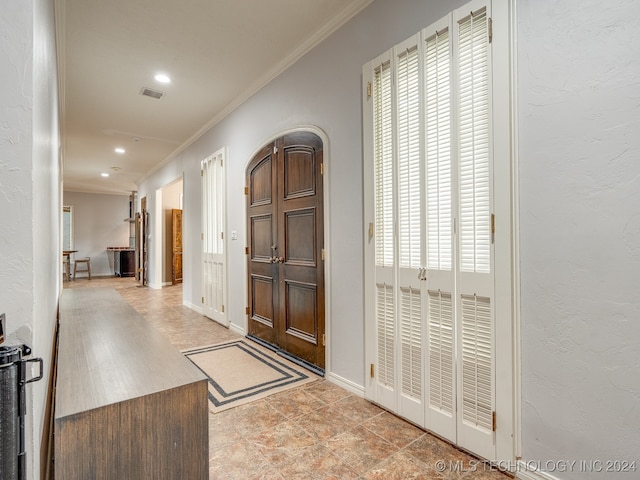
[55,288,208,479]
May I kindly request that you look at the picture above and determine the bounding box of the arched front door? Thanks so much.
[246,131,325,372]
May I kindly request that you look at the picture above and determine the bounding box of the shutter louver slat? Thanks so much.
[401,286,422,399]
[458,8,490,274]
[461,294,492,431]
[425,29,452,272]
[376,283,395,387]
[428,290,453,413]
[398,47,421,269]
[374,62,394,268]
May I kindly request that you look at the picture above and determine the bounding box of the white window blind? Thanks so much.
[425,29,452,271]
[458,8,491,274]
[374,62,394,268]
[397,47,421,269]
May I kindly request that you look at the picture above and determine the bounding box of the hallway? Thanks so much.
[65,278,509,479]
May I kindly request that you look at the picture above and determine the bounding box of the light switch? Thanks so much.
[231,230,238,240]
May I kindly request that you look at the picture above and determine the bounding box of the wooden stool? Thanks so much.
[73,257,91,280]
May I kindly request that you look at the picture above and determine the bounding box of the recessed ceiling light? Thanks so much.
[115,147,125,154]
[154,74,171,84]
[101,173,110,177]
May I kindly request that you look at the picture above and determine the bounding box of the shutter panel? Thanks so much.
[423,18,456,442]
[400,286,422,399]
[425,28,452,272]
[461,294,492,430]
[396,35,424,425]
[373,55,397,410]
[376,283,395,387]
[455,3,495,461]
[458,7,491,274]
[428,290,453,413]
[374,61,394,268]
[397,46,421,269]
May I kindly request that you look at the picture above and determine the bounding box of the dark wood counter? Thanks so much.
[55,288,208,479]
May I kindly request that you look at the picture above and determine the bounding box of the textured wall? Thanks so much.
[518,0,640,478]
[0,0,61,478]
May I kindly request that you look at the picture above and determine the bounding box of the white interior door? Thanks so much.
[202,148,227,325]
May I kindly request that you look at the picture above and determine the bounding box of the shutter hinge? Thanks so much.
[245,306,250,315]
[245,246,249,255]
[201,170,204,176]
[370,364,375,378]
[368,222,374,241]
[244,186,249,195]
[273,145,278,154]
[221,305,225,313]
[201,296,204,303]
[321,249,325,261]
[201,233,204,240]
[492,411,497,431]
[491,213,495,243]
[320,163,323,175]
[322,334,326,346]
[220,159,223,167]
[367,81,372,98]
[221,231,224,240]
[488,17,493,43]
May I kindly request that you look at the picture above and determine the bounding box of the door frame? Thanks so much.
[242,125,332,374]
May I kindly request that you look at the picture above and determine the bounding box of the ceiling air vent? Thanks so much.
[140,87,165,100]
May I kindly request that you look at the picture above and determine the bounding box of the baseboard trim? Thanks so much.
[326,372,365,397]
[515,461,561,480]
[229,322,245,337]
[184,301,202,314]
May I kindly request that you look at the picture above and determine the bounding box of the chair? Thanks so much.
[73,256,91,280]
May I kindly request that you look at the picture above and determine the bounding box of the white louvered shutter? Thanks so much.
[202,150,226,324]
[455,2,495,461]
[364,0,500,462]
[423,18,456,443]
[373,54,396,410]
[396,37,424,425]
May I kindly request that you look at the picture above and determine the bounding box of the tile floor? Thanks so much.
[65,276,510,479]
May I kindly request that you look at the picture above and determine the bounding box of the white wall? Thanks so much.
[0,0,61,478]
[63,192,130,276]
[518,0,640,478]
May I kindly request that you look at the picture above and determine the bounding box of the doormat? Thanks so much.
[182,339,319,413]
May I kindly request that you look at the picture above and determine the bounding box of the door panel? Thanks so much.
[172,209,183,284]
[247,132,325,371]
[247,145,278,347]
[278,133,324,369]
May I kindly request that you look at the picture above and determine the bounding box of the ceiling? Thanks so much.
[58,0,371,195]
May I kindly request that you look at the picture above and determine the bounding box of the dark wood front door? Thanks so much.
[247,132,325,371]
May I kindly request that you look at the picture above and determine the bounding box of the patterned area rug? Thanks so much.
[183,339,319,413]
